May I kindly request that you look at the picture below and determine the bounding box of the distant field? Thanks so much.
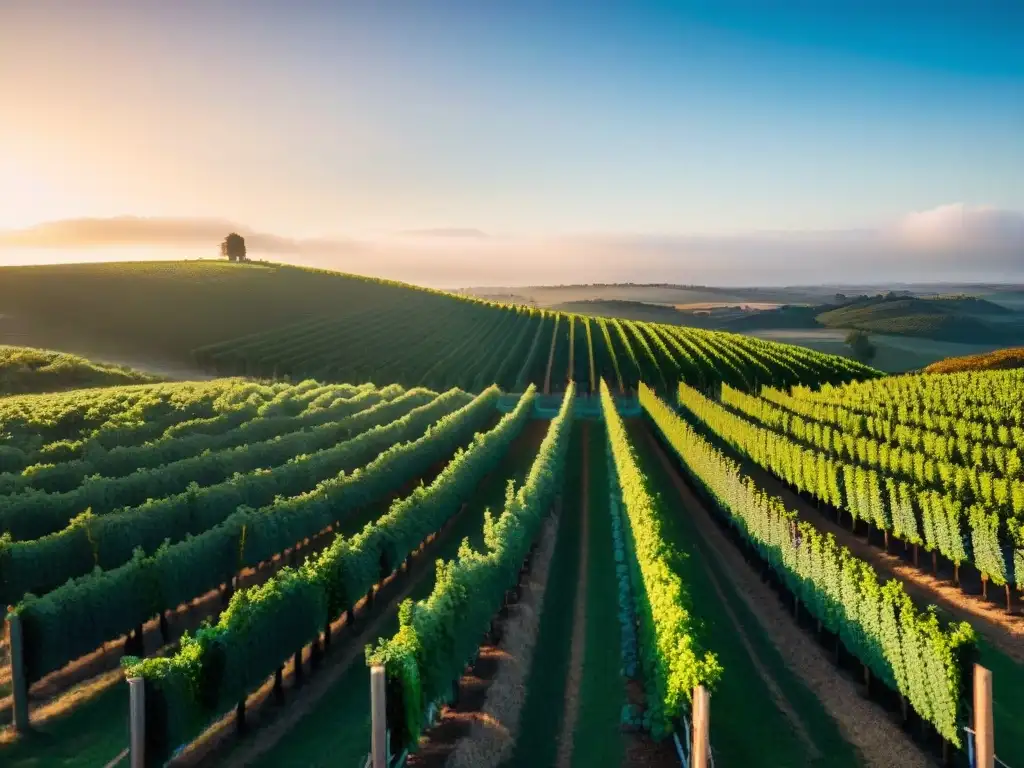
[463,284,828,308]
[749,328,1001,373]
[674,301,786,311]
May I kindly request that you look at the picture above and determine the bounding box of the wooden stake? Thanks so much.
[974,664,994,768]
[129,676,145,768]
[7,613,29,733]
[692,685,710,768]
[371,666,388,768]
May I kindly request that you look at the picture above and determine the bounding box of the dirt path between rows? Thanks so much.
[738,454,1024,662]
[439,506,564,768]
[555,422,590,768]
[641,425,930,768]
[543,320,559,395]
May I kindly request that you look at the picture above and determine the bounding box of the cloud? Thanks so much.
[398,228,489,239]
[0,215,362,256]
[894,203,1024,251]
[1,206,1022,287]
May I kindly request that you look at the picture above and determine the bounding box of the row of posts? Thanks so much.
[1,614,998,767]
[364,665,997,768]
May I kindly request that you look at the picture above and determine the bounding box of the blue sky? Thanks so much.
[0,1,1021,284]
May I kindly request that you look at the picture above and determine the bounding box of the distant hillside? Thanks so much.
[0,345,157,395]
[723,305,821,331]
[815,294,1021,343]
[924,346,1024,374]
[0,260,877,395]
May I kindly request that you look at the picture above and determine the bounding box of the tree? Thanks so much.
[221,233,247,262]
[845,330,876,364]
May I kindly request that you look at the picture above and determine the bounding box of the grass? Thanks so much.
[246,421,548,768]
[626,420,861,768]
[976,640,1024,766]
[0,684,128,768]
[570,420,626,768]
[504,421,584,767]
[749,328,1003,373]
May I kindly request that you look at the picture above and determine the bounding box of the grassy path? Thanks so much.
[569,420,625,768]
[503,422,584,768]
[237,421,549,768]
[626,420,863,768]
[555,421,589,768]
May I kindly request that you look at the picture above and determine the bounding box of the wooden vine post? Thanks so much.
[6,612,29,733]
[371,664,388,768]
[129,676,146,768]
[692,684,710,768]
[973,663,994,768]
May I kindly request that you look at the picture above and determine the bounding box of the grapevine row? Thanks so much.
[679,382,1024,596]
[640,383,977,746]
[12,387,500,685]
[124,386,537,763]
[599,379,721,738]
[366,383,576,754]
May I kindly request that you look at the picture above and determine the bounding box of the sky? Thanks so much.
[0,1,1022,287]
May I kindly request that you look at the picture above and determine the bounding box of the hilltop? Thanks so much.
[924,346,1024,373]
[815,294,1019,343]
[0,260,876,393]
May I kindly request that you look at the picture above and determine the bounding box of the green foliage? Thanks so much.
[125,385,516,763]
[12,387,496,685]
[641,383,976,745]
[0,387,460,607]
[0,344,157,396]
[601,380,721,738]
[708,382,1017,587]
[367,384,576,753]
[845,330,877,364]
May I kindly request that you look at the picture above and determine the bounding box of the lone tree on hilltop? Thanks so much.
[221,233,247,262]
[845,329,877,364]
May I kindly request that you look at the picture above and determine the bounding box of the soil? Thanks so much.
[555,422,590,768]
[640,424,931,768]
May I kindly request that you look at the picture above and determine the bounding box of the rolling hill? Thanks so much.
[0,260,877,393]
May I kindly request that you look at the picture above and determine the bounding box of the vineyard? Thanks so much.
[0,278,1020,768]
[193,298,877,395]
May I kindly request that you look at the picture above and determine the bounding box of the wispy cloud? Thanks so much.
[1,205,1022,288]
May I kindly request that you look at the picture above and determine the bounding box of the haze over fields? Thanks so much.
[1,2,1022,287]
